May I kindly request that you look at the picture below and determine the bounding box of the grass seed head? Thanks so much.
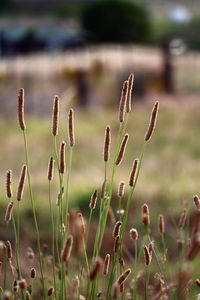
[47,287,54,296]
[47,157,55,181]
[144,245,151,266]
[103,254,110,275]
[59,141,66,174]
[114,235,120,253]
[30,268,36,279]
[142,203,150,225]
[104,125,111,162]
[18,88,26,131]
[52,95,59,136]
[117,181,125,198]
[6,241,12,259]
[158,214,165,234]
[68,108,75,147]
[17,165,27,201]
[116,134,129,165]
[117,268,131,285]
[113,221,122,238]
[89,189,98,209]
[6,170,13,198]
[129,159,139,187]
[119,80,128,123]
[126,73,134,113]
[61,235,73,262]
[5,202,14,222]
[89,257,103,281]
[145,101,159,142]
[194,195,200,210]
[129,228,138,241]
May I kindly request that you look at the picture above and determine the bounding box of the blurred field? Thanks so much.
[0,98,200,220]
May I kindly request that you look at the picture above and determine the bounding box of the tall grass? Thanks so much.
[1,74,200,300]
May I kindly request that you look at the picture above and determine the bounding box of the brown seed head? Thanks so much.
[18,278,27,290]
[61,235,73,262]
[144,245,151,266]
[116,134,129,165]
[17,165,27,201]
[52,95,59,136]
[47,157,55,181]
[129,228,138,241]
[89,189,98,209]
[117,268,131,285]
[196,279,200,288]
[25,291,31,300]
[119,282,124,293]
[13,280,19,293]
[59,141,66,174]
[129,159,139,187]
[68,108,75,147]
[126,73,134,113]
[117,181,125,198]
[6,240,12,259]
[142,203,150,225]
[47,287,54,296]
[194,195,200,210]
[119,81,128,123]
[145,101,159,141]
[18,88,26,131]
[104,125,111,162]
[77,212,85,234]
[158,214,165,234]
[2,291,13,300]
[178,209,187,228]
[6,170,13,198]
[103,254,110,275]
[112,282,120,299]
[5,202,14,222]
[30,268,36,279]
[114,235,120,253]
[89,257,102,281]
[113,221,122,238]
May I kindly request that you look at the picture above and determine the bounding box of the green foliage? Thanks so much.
[81,0,152,43]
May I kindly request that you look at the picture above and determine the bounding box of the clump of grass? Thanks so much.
[1,74,200,300]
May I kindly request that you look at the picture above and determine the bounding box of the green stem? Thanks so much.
[48,181,57,300]
[22,130,45,297]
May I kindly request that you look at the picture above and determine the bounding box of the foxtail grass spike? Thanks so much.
[129,158,139,187]
[117,181,125,198]
[61,235,73,262]
[144,245,151,266]
[30,268,36,279]
[17,165,27,201]
[104,125,111,162]
[145,101,159,141]
[116,133,129,165]
[59,141,66,174]
[119,81,128,123]
[47,157,55,181]
[77,212,85,234]
[5,202,14,222]
[113,221,122,238]
[6,170,13,198]
[103,254,110,275]
[47,287,54,296]
[158,214,165,234]
[117,268,131,285]
[6,241,13,259]
[126,73,134,113]
[18,88,26,131]
[89,257,102,281]
[89,189,98,209]
[52,95,59,136]
[129,228,138,240]
[142,203,150,225]
[194,195,200,209]
[114,235,120,253]
[68,108,75,147]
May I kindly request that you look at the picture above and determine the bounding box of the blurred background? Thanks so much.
[0,0,200,236]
